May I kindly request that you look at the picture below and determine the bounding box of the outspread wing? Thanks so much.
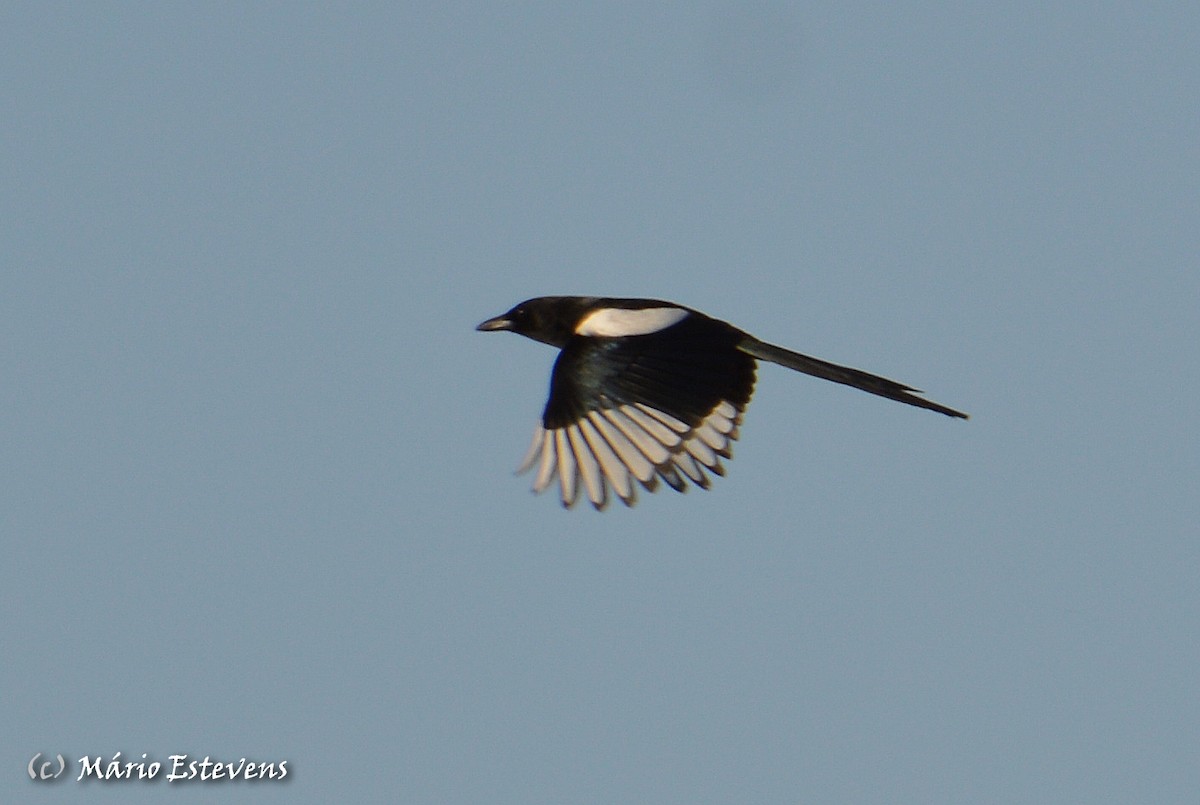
[519,315,756,509]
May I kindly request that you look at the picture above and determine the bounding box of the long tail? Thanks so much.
[738,337,969,419]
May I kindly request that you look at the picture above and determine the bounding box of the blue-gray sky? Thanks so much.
[4,3,1197,803]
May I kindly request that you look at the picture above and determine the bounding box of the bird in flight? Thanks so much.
[478,296,967,509]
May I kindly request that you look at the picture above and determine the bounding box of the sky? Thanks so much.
[3,2,1198,803]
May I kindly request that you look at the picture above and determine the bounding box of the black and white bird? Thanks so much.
[478,296,967,509]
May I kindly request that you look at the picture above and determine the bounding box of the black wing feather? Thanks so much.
[543,315,756,429]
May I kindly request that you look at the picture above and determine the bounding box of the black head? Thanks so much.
[476,296,600,348]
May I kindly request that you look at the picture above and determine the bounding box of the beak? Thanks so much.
[476,315,513,332]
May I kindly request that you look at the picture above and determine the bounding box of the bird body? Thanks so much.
[478,296,966,509]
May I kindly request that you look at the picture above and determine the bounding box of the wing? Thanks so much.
[519,315,757,509]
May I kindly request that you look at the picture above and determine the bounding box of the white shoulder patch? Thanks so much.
[574,306,688,337]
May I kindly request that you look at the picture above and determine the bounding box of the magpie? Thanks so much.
[478,296,967,510]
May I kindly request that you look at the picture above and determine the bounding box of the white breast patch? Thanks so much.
[574,306,688,337]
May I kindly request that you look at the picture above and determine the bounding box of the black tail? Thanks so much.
[738,337,969,419]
